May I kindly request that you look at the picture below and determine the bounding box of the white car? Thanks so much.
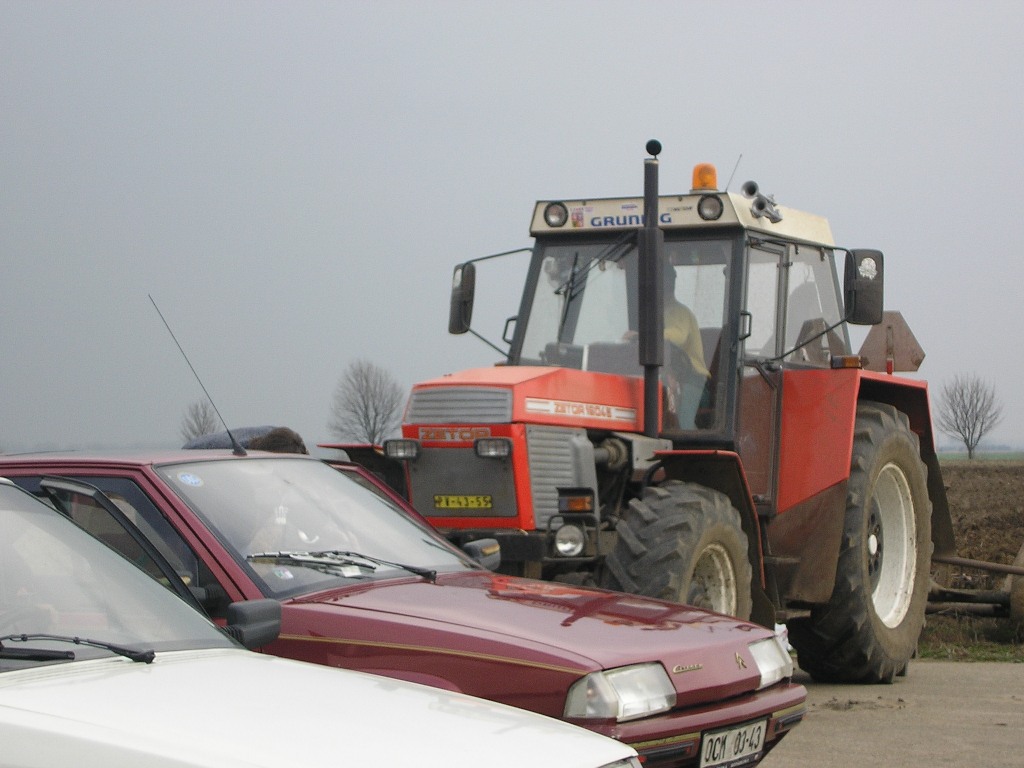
[0,479,639,768]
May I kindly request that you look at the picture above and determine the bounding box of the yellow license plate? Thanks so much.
[433,495,493,509]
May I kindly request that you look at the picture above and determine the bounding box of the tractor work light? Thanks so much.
[544,202,569,227]
[383,439,420,461]
[554,524,586,557]
[697,194,724,221]
[474,438,512,458]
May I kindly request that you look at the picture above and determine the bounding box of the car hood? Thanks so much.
[289,571,775,699]
[0,649,634,768]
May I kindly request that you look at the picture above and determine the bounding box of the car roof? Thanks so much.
[0,449,314,466]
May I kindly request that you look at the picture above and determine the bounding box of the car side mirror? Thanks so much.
[462,538,501,570]
[843,249,884,325]
[224,598,281,649]
[448,262,476,335]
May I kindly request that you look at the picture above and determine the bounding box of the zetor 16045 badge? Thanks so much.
[0,450,806,768]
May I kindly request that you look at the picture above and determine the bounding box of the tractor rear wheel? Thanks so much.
[789,402,931,683]
[601,480,753,618]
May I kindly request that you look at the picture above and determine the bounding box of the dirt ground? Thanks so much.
[934,459,1024,589]
[929,460,1024,606]
[918,459,1024,653]
[762,660,1024,767]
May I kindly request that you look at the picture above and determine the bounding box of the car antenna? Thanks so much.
[148,294,247,456]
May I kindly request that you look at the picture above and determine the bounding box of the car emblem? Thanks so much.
[671,663,703,674]
[735,653,747,670]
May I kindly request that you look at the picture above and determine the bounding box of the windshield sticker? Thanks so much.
[177,472,204,487]
[272,567,294,580]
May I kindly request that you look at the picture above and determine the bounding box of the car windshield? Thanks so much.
[0,482,235,669]
[155,457,477,598]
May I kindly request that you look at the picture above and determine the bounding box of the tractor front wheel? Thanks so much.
[789,402,931,683]
[601,480,753,618]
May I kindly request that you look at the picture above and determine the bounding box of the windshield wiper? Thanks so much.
[248,550,437,583]
[247,551,370,578]
[0,645,74,662]
[552,231,635,298]
[0,633,155,664]
[312,550,437,583]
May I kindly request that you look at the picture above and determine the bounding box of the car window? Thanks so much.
[14,476,232,619]
[0,482,235,664]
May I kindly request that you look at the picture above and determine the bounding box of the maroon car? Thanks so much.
[0,451,805,767]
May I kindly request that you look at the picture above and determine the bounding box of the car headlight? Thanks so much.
[564,663,676,722]
[597,759,643,768]
[748,634,793,690]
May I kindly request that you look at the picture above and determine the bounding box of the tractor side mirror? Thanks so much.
[448,262,476,335]
[843,249,884,325]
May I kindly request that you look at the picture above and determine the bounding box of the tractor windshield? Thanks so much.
[518,236,636,365]
[516,235,732,430]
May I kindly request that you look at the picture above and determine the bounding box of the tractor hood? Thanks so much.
[406,366,645,432]
[280,570,777,707]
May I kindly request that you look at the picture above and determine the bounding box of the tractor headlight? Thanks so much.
[544,202,569,227]
[554,523,586,557]
[383,439,420,461]
[748,634,793,690]
[564,663,676,722]
[474,437,511,458]
[697,194,724,221]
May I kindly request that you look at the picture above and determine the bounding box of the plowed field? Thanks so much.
[938,460,1024,588]
[921,459,1024,654]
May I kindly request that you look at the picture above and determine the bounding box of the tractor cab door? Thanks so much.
[738,240,850,504]
[737,242,786,500]
[660,238,734,433]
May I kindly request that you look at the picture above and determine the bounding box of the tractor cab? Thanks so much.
[451,161,883,469]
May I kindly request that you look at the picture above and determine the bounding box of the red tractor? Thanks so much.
[339,141,956,683]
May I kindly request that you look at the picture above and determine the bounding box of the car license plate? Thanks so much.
[433,495,493,509]
[699,720,766,768]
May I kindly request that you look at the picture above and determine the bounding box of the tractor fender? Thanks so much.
[770,376,952,610]
[856,372,955,557]
[774,370,954,594]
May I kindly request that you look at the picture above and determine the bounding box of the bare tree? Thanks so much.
[935,374,1003,459]
[328,360,404,444]
[180,400,219,443]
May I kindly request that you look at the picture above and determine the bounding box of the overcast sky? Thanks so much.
[2,1,1022,453]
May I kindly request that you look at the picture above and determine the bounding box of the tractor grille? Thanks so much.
[411,447,517,519]
[527,425,591,529]
[405,387,513,424]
